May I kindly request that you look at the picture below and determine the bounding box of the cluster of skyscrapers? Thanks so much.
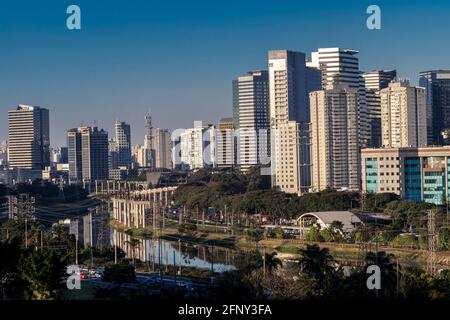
[177,49,450,206]
[0,106,173,185]
[4,49,450,207]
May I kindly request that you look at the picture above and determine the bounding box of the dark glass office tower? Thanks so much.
[419,70,450,145]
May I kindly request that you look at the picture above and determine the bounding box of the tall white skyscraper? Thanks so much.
[380,80,427,148]
[8,105,50,170]
[310,85,360,191]
[363,70,397,147]
[268,50,321,195]
[308,48,369,147]
[233,70,270,171]
[179,123,216,170]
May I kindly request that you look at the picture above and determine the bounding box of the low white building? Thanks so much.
[296,211,363,239]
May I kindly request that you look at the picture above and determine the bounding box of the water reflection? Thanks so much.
[113,230,237,272]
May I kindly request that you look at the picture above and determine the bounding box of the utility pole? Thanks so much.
[396,257,400,297]
[114,231,117,265]
[263,248,266,279]
[178,239,182,276]
[427,208,438,276]
[40,230,43,251]
[210,246,214,286]
[89,208,94,269]
[24,217,28,249]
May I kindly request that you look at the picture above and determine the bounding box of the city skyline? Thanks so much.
[2,0,450,146]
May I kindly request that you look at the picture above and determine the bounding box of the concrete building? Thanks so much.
[268,50,321,195]
[308,48,369,147]
[363,70,397,147]
[115,120,132,168]
[216,118,235,169]
[232,70,270,171]
[310,85,360,191]
[67,128,83,183]
[153,128,172,170]
[67,126,109,183]
[8,105,50,172]
[419,70,450,145]
[179,123,216,170]
[111,187,177,228]
[380,80,427,148]
[361,146,450,205]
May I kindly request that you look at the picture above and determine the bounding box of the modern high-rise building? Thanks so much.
[8,105,50,170]
[144,112,154,168]
[67,128,83,182]
[67,126,109,182]
[153,128,172,169]
[179,123,216,170]
[216,118,235,169]
[362,146,450,205]
[308,48,370,147]
[380,80,427,148]
[233,70,270,172]
[268,50,321,195]
[108,138,119,171]
[310,85,360,191]
[363,70,397,147]
[419,70,450,145]
[115,120,131,168]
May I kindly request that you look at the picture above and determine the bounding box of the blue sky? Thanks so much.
[1,0,450,146]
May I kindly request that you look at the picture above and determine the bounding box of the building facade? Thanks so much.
[8,105,50,170]
[361,147,450,205]
[380,80,427,148]
[115,120,132,168]
[153,128,172,170]
[308,48,369,147]
[310,85,360,191]
[216,118,235,169]
[68,126,109,182]
[363,70,397,147]
[233,70,270,171]
[268,50,321,195]
[419,70,450,145]
[179,124,216,170]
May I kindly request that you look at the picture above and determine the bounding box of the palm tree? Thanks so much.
[263,252,282,273]
[125,237,141,266]
[298,244,338,296]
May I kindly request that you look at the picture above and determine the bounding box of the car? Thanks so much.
[80,272,89,280]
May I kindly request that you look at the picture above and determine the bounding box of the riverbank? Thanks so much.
[110,220,450,268]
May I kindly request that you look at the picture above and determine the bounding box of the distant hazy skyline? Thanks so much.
[1,0,450,147]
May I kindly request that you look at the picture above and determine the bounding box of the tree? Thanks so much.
[305,226,323,242]
[103,261,136,285]
[18,249,66,300]
[263,252,282,273]
[245,166,271,191]
[245,227,264,246]
[438,227,450,250]
[125,237,141,266]
[364,251,397,298]
[298,244,340,297]
[0,238,25,299]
